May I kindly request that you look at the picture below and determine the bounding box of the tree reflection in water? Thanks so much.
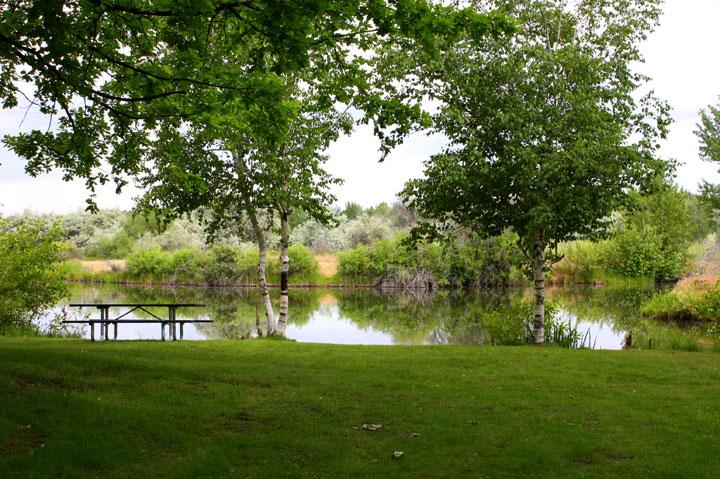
[61,283,718,349]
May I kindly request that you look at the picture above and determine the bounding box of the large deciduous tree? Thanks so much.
[400,0,671,343]
[697,99,720,164]
[695,98,720,225]
[1,1,511,207]
[2,1,511,334]
[125,4,502,335]
[138,77,350,334]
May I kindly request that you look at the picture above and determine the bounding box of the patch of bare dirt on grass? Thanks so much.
[0,427,45,459]
[315,254,338,278]
[79,259,126,273]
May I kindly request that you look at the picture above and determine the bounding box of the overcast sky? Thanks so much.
[1,0,719,214]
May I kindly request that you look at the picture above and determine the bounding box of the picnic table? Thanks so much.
[64,303,209,341]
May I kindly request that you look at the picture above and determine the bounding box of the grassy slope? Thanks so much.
[1,339,719,478]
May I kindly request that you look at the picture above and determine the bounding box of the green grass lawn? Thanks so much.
[1,339,719,478]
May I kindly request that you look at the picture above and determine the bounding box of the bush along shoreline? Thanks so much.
[63,232,534,289]
[641,276,720,322]
[64,244,325,287]
[62,230,702,290]
[11,182,717,291]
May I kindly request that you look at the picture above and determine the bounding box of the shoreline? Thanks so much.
[65,277,656,290]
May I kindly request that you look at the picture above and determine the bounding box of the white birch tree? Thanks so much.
[400,0,671,343]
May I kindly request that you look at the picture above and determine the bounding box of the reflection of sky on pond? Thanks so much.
[47,284,696,350]
[286,305,395,345]
[557,310,625,350]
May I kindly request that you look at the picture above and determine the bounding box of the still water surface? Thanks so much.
[44,283,699,350]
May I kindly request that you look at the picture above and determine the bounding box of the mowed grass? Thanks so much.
[1,339,719,478]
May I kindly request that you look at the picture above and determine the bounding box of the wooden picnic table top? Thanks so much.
[69,303,206,308]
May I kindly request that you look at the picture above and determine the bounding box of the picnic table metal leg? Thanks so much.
[100,310,105,341]
[104,308,110,341]
[180,323,184,340]
[90,322,95,341]
[100,308,105,341]
[170,306,177,341]
[161,321,165,341]
[114,321,118,340]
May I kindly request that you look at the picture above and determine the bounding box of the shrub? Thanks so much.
[167,248,208,283]
[202,244,249,286]
[114,243,321,286]
[235,248,261,279]
[553,240,605,283]
[291,220,336,253]
[343,216,394,248]
[337,240,398,283]
[85,231,134,259]
[287,244,320,280]
[641,279,720,322]
[134,218,207,251]
[0,220,68,332]
[337,232,523,288]
[698,282,720,320]
[125,248,174,278]
[604,224,688,281]
[604,225,666,279]
[605,186,692,282]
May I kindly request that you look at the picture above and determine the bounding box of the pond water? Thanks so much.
[43,283,715,350]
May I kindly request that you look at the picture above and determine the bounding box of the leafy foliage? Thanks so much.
[606,185,692,281]
[337,232,523,288]
[641,278,720,322]
[400,0,670,258]
[85,231,134,259]
[697,98,720,164]
[0,220,67,331]
[124,244,320,285]
[1,1,511,210]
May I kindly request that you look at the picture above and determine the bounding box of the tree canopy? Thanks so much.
[1,0,512,209]
[399,0,671,342]
[697,98,720,165]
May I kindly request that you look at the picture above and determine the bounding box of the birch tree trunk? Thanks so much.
[232,150,276,335]
[532,237,546,345]
[277,210,290,335]
[248,210,276,335]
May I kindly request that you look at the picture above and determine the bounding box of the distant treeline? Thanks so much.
[3,201,417,259]
[6,184,718,288]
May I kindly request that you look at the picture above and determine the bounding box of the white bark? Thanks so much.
[533,237,546,345]
[232,150,276,335]
[248,210,276,335]
[277,211,290,335]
